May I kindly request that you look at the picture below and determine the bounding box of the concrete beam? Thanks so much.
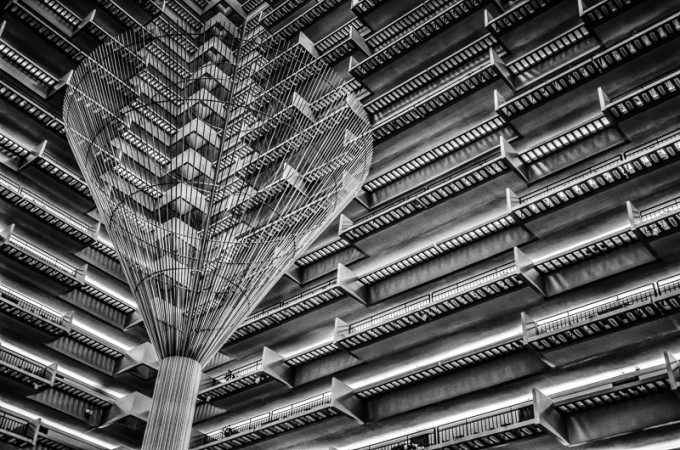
[0,223,15,243]
[16,140,46,172]
[331,378,366,424]
[514,247,546,297]
[333,317,351,344]
[533,388,569,446]
[336,263,370,305]
[100,391,151,430]
[500,136,529,183]
[114,342,159,380]
[262,346,294,388]
[666,350,680,394]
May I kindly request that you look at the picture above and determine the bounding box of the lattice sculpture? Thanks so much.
[63,14,372,450]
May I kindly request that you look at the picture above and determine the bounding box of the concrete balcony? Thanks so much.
[0,404,39,448]
[194,380,364,450]
[0,341,58,390]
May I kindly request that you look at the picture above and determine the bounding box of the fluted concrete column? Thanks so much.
[142,356,202,450]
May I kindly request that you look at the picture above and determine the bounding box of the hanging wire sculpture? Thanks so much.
[63,12,372,450]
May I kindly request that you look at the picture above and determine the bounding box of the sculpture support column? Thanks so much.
[142,357,202,450]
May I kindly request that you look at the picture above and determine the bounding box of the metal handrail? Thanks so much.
[432,262,516,301]
[8,235,79,277]
[0,410,31,438]
[213,360,262,385]
[535,284,655,335]
[349,262,516,334]
[244,280,334,324]
[437,405,534,443]
[207,392,332,441]
[520,155,620,203]
[0,283,67,324]
[640,197,680,222]
[0,348,47,378]
[20,188,92,234]
[534,271,680,335]
[355,404,533,450]
[521,132,680,205]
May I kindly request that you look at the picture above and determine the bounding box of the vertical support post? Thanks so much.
[141,357,202,450]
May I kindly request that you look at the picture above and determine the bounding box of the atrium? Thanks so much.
[1,0,680,449]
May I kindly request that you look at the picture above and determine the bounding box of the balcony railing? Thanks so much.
[0,40,56,89]
[7,234,79,278]
[0,283,71,332]
[260,0,307,28]
[359,263,518,334]
[365,0,457,51]
[601,68,680,122]
[526,272,680,351]
[343,145,515,242]
[286,0,350,39]
[351,0,389,15]
[518,116,610,164]
[506,25,591,77]
[362,116,511,194]
[0,408,37,446]
[227,280,344,343]
[641,198,680,223]
[516,132,680,220]
[497,12,680,119]
[354,404,537,450]
[486,0,562,35]
[0,346,49,381]
[339,263,523,348]
[532,228,637,275]
[369,50,512,142]
[0,81,65,134]
[204,392,333,442]
[580,0,643,26]
[214,361,262,385]
[536,284,656,335]
[351,0,488,79]
[356,335,524,399]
